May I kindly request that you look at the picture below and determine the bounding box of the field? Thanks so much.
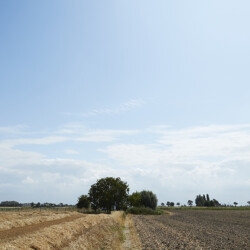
[1,208,250,249]
[133,209,250,249]
[0,209,134,249]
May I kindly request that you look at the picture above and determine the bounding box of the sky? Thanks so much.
[0,0,250,205]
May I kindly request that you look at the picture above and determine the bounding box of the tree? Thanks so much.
[233,202,238,207]
[247,201,250,206]
[140,190,158,210]
[176,202,180,206]
[195,194,220,207]
[161,202,165,207]
[128,192,142,207]
[88,177,129,213]
[188,200,193,207]
[166,201,171,207]
[76,195,90,209]
[211,199,220,207]
[170,202,175,207]
[206,194,210,202]
[195,195,205,206]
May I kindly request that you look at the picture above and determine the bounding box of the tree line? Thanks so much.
[0,201,72,207]
[161,195,250,207]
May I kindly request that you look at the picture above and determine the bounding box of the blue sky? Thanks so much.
[0,0,250,205]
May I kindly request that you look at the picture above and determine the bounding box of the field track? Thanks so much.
[0,214,83,242]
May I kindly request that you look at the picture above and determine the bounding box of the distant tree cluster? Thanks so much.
[128,190,158,210]
[0,201,21,207]
[195,194,220,207]
[166,201,175,207]
[77,177,130,213]
[77,177,158,213]
[0,201,71,208]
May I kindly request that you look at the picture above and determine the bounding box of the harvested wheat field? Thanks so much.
[133,209,250,250]
[0,209,140,249]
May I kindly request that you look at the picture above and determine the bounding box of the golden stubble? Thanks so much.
[0,210,77,231]
[0,210,127,250]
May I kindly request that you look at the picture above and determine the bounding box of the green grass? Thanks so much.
[158,206,250,211]
[127,206,163,215]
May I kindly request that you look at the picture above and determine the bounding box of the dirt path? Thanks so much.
[122,214,142,250]
[122,215,132,249]
[0,213,83,242]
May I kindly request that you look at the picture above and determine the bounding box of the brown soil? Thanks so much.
[0,214,83,242]
[132,209,250,250]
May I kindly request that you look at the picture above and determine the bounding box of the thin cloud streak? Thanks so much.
[63,98,146,117]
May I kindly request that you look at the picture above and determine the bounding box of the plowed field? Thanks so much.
[133,209,250,250]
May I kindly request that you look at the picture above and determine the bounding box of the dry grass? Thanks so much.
[0,210,127,250]
[0,210,77,231]
[64,212,125,250]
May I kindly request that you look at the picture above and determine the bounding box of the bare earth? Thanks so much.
[132,209,250,250]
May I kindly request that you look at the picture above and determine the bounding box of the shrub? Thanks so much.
[140,190,158,210]
[128,192,142,207]
[76,195,90,209]
[127,206,163,215]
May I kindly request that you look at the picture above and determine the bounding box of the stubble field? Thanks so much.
[133,209,250,249]
[0,210,127,249]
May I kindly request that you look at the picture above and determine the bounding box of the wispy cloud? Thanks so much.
[64,149,79,155]
[63,98,146,117]
[0,125,28,135]
[0,126,139,148]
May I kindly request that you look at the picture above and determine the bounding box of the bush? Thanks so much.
[128,192,142,207]
[140,190,158,210]
[76,195,90,209]
[127,206,163,215]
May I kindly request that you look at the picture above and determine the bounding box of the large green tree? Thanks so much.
[88,177,129,213]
